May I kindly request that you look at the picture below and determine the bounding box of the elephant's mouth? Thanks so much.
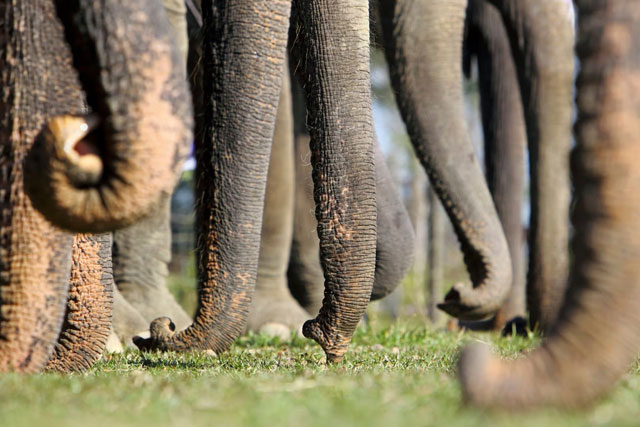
[47,114,103,187]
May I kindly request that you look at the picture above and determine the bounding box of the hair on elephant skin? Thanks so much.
[459,0,640,408]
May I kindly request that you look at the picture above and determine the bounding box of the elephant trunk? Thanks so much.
[379,0,512,320]
[489,0,574,332]
[466,0,527,329]
[291,0,377,363]
[460,1,640,408]
[134,0,292,354]
[24,0,192,234]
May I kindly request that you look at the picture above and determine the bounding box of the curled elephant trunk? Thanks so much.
[459,0,640,408]
[379,0,511,320]
[466,0,528,329]
[24,0,192,233]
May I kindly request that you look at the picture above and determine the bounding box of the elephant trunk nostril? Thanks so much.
[45,114,104,186]
[150,316,177,338]
[133,317,178,352]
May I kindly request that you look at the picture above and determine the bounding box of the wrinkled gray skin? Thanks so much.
[128,0,380,364]
[287,69,416,317]
[2,0,191,371]
[378,0,513,321]
[112,1,415,346]
[245,66,310,337]
[374,0,572,328]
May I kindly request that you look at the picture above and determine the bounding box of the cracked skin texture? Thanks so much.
[47,233,114,373]
[287,68,415,319]
[291,0,377,363]
[459,0,640,409]
[0,0,190,372]
[0,0,85,373]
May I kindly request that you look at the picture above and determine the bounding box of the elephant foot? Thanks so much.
[437,282,502,321]
[501,316,529,337]
[117,281,192,332]
[112,286,152,348]
[246,288,310,338]
[105,329,124,354]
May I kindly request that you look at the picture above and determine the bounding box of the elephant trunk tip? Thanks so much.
[25,111,185,234]
[458,342,557,410]
[436,231,512,321]
[437,279,507,321]
[133,316,177,352]
[46,114,104,185]
[303,319,347,364]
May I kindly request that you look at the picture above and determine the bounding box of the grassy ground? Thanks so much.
[1,325,640,426]
[2,265,638,426]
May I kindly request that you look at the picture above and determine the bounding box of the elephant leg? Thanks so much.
[370,143,416,301]
[287,74,325,315]
[0,206,72,372]
[113,193,192,333]
[288,76,415,317]
[488,0,574,332]
[246,65,310,337]
[0,1,84,372]
[47,233,113,373]
[460,0,640,408]
[426,188,445,324]
[291,0,377,363]
[379,0,512,320]
[135,0,292,353]
[105,329,124,354]
[466,0,527,331]
[111,284,149,349]
[288,130,325,316]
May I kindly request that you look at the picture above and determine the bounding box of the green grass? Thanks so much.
[1,326,640,427]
